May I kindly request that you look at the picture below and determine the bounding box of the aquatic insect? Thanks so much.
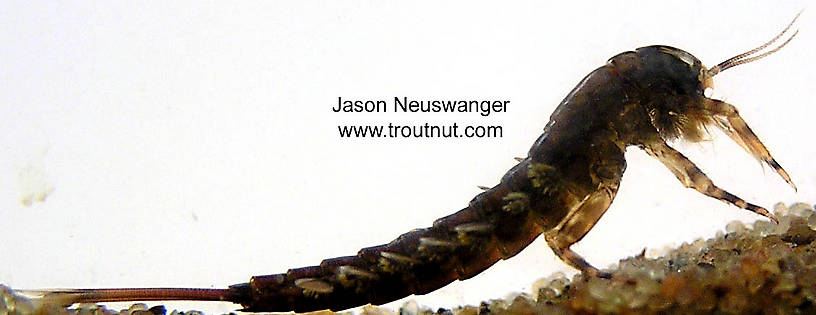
[39,14,800,313]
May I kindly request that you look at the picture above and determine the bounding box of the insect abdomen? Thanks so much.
[228,180,546,312]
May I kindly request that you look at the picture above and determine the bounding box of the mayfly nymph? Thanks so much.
[34,13,800,313]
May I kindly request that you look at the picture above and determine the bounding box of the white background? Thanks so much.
[1,1,813,314]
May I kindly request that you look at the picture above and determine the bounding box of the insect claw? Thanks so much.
[514,157,524,162]
[477,185,490,191]
[753,206,779,224]
[768,159,797,191]
[635,248,646,258]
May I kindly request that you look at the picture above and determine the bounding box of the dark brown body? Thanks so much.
[223,44,795,311]
[225,54,633,312]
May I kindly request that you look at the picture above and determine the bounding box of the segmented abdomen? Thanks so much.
[227,159,552,312]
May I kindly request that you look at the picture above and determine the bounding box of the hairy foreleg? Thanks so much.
[703,98,796,190]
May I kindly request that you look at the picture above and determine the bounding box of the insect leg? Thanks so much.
[544,185,619,277]
[544,151,625,278]
[642,140,778,223]
[703,98,796,190]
